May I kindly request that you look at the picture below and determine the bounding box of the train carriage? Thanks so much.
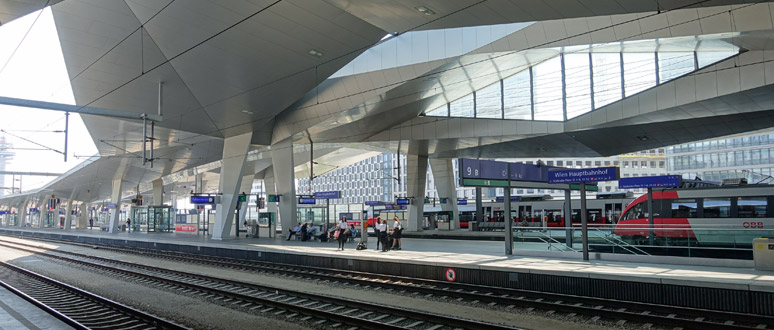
[614,185,774,245]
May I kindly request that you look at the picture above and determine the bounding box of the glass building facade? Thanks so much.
[666,131,774,184]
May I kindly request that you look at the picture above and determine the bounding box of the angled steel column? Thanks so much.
[17,198,29,227]
[212,132,253,240]
[236,174,255,235]
[77,202,89,229]
[272,138,297,238]
[63,190,76,230]
[108,178,123,233]
[429,158,459,230]
[405,141,429,232]
[263,169,278,216]
[152,179,164,205]
[36,197,47,229]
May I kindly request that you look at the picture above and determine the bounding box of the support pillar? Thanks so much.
[237,174,254,232]
[504,186,513,255]
[212,132,253,240]
[429,158,459,230]
[475,187,483,231]
[152,179,164,206]
[37,197,47,228]
[272,138,296,237]
[76,202,88,229]
[64,190,76,230]
[405,150,428,232]
[17,198,29,227]
[108,178,123,233]
[564,189,573,248]
[264,170,278,215]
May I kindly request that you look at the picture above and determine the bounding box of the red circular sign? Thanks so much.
[445,267,457,282]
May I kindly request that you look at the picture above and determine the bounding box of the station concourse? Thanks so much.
[0,1,774,329]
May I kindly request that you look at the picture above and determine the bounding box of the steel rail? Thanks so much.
[28,235,768,329]
[0,241,524,330]
[0,260,187,330]
[5,235,772,329]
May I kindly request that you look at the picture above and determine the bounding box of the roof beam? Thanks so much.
[0,96,163,122]
[0,171,63,177]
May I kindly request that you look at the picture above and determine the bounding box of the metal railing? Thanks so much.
[511,223,770,259]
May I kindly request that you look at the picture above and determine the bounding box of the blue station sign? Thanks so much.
[364,201,381,206]
[459,158,557,183]
[459,159,481,179]
[313,191,341,199]
[618,175,682,189]
[547,167,619,184]
[439,198,448,204]
[396,198,411,205]
[298,197,316,204]
[190,196,216,204]
[495,196,521,202]
[457,199,468,205]
[479,160,508,180]
[509,163,555,182]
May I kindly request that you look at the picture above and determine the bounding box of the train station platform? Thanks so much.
[0,285,72,329]
[1,226,773,316]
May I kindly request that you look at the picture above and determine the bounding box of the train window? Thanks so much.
[703,198,731,218]
[671,199,698,218]
[737,197,767,218]
[621,202,647,221]
[545,210,562,222]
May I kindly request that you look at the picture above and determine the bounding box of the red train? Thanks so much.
[613,184,774,245]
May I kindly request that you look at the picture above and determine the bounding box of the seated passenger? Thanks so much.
[349,224,358,239]
[286,222,302,241]
[307,225,319,240]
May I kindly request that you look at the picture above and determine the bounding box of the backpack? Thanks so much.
[356,242,367,250]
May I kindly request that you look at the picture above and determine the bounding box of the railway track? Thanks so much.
[0,239,523,330]
[0,260,187,330]
[3,235,773,330]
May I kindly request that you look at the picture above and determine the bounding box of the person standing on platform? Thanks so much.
[390,217,402,250]
[336,217,348,250]
[378,219,389,252]
[374,217,382,250]
[89,218,93,229]
[127,218,131,232]
[300,223,308,241]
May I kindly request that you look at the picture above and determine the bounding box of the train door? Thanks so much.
[518,205,532,222]
[604,203,624,224]
[482,206,492,221]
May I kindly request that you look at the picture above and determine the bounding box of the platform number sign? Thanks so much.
[445,267,457,282]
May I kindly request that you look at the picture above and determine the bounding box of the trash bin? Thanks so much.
[753,238,774,271]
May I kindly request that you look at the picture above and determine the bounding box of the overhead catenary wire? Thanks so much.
[0,0,51,78]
